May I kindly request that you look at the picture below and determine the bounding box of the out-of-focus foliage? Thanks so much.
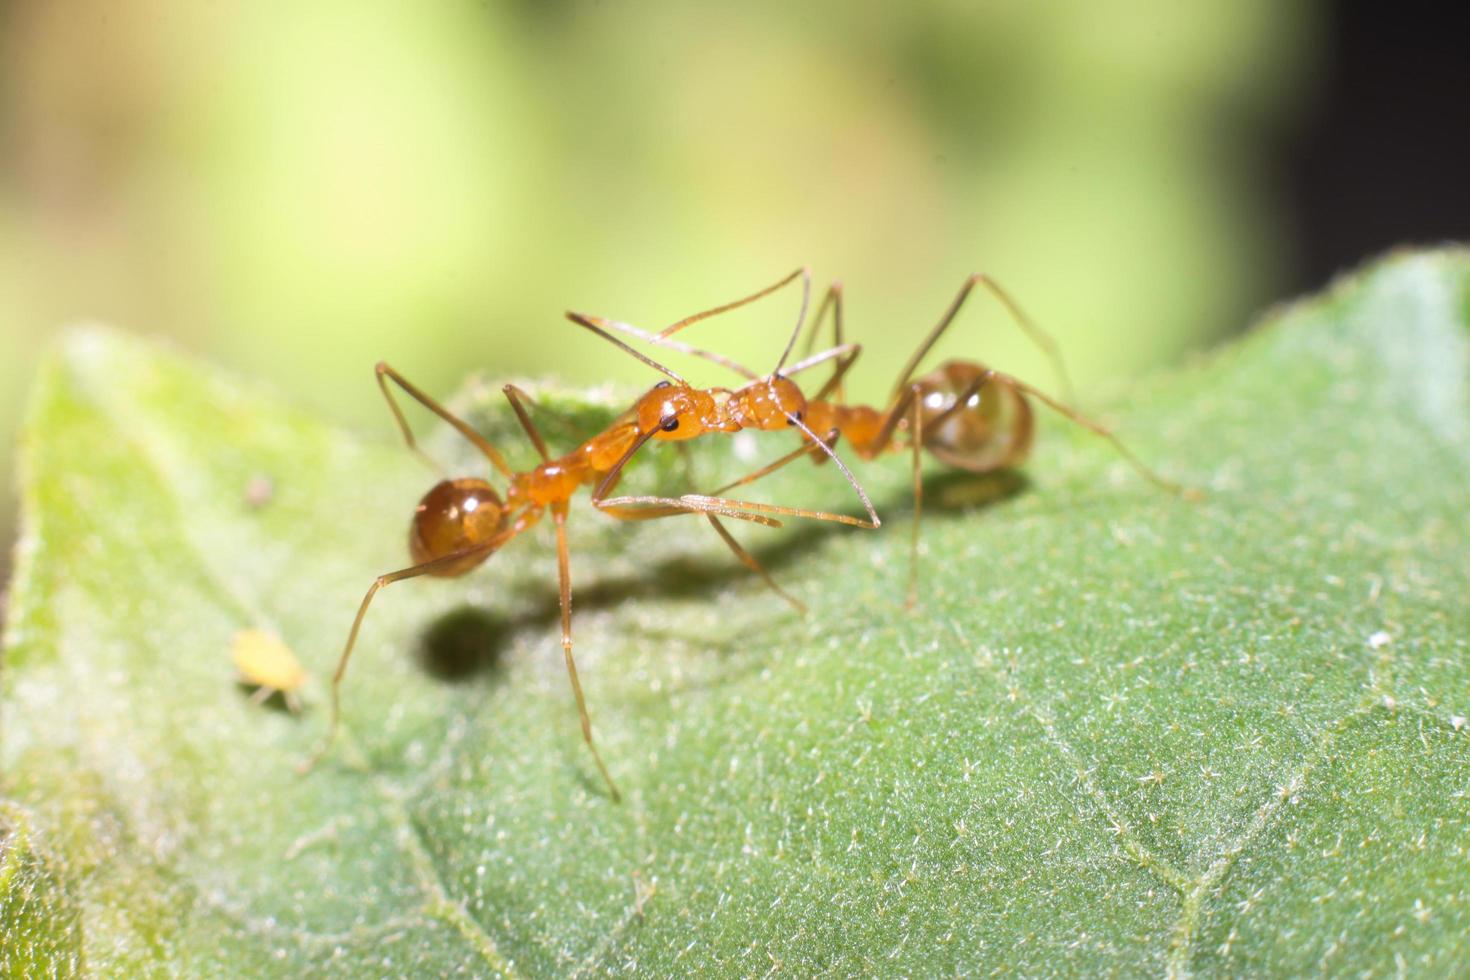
[0,0,1320,565]
[4,251,1468,973]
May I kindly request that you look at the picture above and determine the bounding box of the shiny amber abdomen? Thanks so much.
[915,361,1034,472]
[409,478,507,576]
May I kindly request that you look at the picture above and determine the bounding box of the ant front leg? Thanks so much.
[589,429,792,529]
[694,427,848,614]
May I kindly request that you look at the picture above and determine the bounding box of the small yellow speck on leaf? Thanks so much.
[232,629,307,713]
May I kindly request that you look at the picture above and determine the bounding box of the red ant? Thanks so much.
[303,272,878,801]
[590,269,1193,607]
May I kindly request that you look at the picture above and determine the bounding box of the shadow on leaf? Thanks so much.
[417,606,513,682]
[410,468,1027,679]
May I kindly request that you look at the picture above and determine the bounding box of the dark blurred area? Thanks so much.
[0,3,1465,597]
[1282,6,1470,288]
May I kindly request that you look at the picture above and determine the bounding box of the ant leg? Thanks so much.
[692,430,846,612]
[596,490,878,529]
[705,431,837,497]
[299,522,531,774]
[869,383,923,457]
[906,393,924,609]
[934,370,1193,497]
[552,503,621,802]
[853,382,931,606]
[376,362,514,479]
[584,429,779,528]
[594,414,880,530]
[794,282,857,405]
[705,514,806,614]
[501,384,552,462]
[855,383,930,606]
[798,283,842,359]
[891,275,1076,407]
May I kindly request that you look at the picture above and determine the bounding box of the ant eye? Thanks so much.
[787,410,803,426]
[660,416,680,432]
[654,380,671,389]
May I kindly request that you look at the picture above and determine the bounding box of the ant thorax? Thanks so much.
[728,376,807,432]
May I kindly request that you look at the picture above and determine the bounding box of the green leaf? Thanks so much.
[4,250,1470,975]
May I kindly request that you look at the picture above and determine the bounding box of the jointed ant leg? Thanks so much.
[696,428,846,612]
[596,447,880,529]
[299,523,530,774]
[502,384,552,462]
[706,429,839,497]
[375,362,514,479]
[864,383,929,606]
[931,370,1191,496]
[798,283,843,359]
[906,391,924,608]
[553,503,621,802]
[795,282,856,404]
[705,515,806,614]
[891,275,1076,407]
[588,431,780,528]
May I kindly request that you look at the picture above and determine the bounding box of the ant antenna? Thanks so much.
[785,410,880,528]
[573,314,761,381]
[565,312,688,385]
[656,267,810,341]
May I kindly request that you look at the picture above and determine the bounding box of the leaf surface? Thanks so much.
[4,251,1469,975]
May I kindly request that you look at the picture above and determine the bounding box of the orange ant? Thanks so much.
[304,272,878,801]
[590,269,1193,607]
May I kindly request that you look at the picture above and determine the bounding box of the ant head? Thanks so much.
[731,374,807,431]
[635,382,721,441]
[409,478,509,576]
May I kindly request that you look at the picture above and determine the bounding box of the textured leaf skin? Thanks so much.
[3,251,1469,975]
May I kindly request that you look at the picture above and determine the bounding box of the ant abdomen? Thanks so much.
[915,361,1034,473]
[409,478,508,575]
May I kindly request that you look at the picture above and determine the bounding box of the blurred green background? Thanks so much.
[0,1,1322,581]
